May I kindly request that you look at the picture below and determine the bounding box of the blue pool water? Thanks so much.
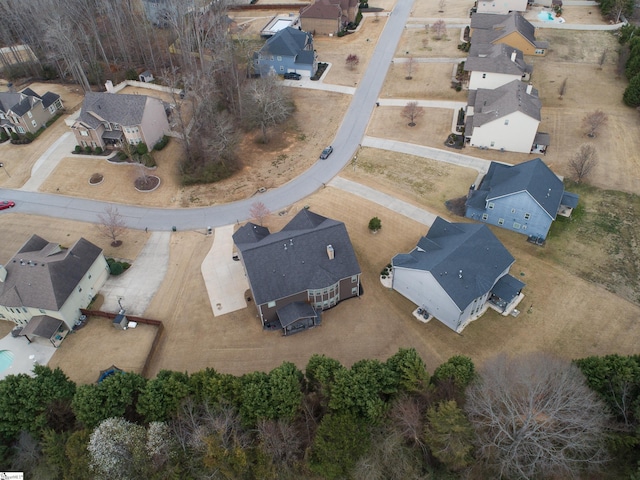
[538,11,555,21]
[0,350,14,373]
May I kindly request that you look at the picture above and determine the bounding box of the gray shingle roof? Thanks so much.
[470,12,547,50]
[233,210,361,306]
[0,235,103,311]
[277,301,317,327]
[466,158,564,218]
[465,43,532,76]
[259,27,312,57]
[0,88,59,117]
[468,79,541,127]
[393,217,515,310]
[77,92,149,129]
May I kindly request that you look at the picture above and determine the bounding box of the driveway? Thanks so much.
[20,132,76,192]
[100,231,171,315]
[201,225,250,316]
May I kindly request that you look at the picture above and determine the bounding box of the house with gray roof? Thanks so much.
[392,217,524,333]
[233,209,361,335]
[475,0,528,15]
[464,79,544,153]
[0,87,63,136]
[300,0,359,35]
[0,235,110,344]
[465,43,532,90]
[465,158,579,243]
[470,12,549,56]
[253,27,317,78]
[70,91,169,150]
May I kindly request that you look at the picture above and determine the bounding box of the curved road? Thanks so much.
[0,0,416,232]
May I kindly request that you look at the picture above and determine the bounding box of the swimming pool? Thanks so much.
[538,11,555,21]
[0,350,14,373]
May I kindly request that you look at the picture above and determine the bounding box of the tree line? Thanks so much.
[0,0,294,185]
[2,349,640,479]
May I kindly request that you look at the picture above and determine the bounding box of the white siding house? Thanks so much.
[465,80,541,153]
[465,44,532,90]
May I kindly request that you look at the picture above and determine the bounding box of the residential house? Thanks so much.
[465,43,532,90]
[0,88,63,136]
[464,79,542,153]
[392,217,524,333]
[70,91,169,150]
[470,12,549,56]
[475,0,528,15]
[253,27,317,77]
[233,209,361,335]
[465,158,579,242]
[0,235,110,343]
[300,0,359,35]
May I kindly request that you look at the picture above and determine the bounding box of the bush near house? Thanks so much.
[153,135,169,151]
[106,258,131,276]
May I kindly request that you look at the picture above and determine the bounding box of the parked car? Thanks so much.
[0,201,15,210]
[319,146,333,160]
[284,72,301,80]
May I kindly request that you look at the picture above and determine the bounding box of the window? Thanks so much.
[17,126,24,133]
[78,287,82,292]
[80,130,88,136]
[0,113,4,119]
[351,275,358,283]
[482,213,489,220]
[279,66,284,71]
[270,55,274,61]
[498,218,504,225]
[88,274,92,279]
[504,119,509,125]
[277,56,282,61]
[513,222,521,229]
[31,120,37,128]
[27,111,33,118]
[39,309,46,314]
[490,141,495,147]
[522,225,527,230]
[488,202,495,209]
[352,287,358,295]
[524,213,531,220]
[267,301,276,308]
[535,49,545,55]
[482,73,486,78]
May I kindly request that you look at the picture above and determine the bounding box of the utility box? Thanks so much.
[113,310,128,330]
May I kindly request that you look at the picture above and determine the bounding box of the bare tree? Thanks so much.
[582,110,608,137]
[559,77,568,99]
[243,76,295,143]
[257,418,301,468]
[465,352,610,480]
[250,201,270,226]
[405,56,414,80]
[598,49,607,70]
[569,144,598,183]
[432,20,447,40]
[401,101,424,127]
[346,53,360,70]
[97,205,127,247]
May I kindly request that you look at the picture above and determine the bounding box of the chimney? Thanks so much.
[511,50,517,62]
[526,83,533,95]
[326,244,335,260]
[105,80,115,93]
[0,265,6,282]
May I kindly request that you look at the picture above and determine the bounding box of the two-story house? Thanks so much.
[465,158,579,243]
[0,88,63,136]
[392,217,524,333]
[233,209,361,336]
[464,80,542,153]
[475,0,528,15]
[253,27,317,77]
[0,235,110,342]
[70,91,169,150]
[470,12,549,56]
[465,43,532,90]
[300,0,359,35]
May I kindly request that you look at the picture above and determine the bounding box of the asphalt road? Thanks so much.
[0,0,416,232]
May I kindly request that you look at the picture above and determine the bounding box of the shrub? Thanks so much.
[0,131,7,142]
[74,145,82,153]
[337,30,346,37]
[108,261,124,276]
[153,135,169,151]
[368,216,382,232]
[10,132,18,141]
[136,142,148,155]
[623,73,640,106]
[94,146,103,155]
[124,69,138,80]
[116,151,128,161]
[25,132,35,141]
[84,146,92,154]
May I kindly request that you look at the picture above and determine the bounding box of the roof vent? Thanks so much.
[327,244,334,260]
[511,50,517,62]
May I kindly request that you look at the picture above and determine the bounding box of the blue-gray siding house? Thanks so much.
[392,217,524,333]
[253,27,317,77]
[465,158,579,243]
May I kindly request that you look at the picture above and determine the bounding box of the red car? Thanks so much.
[0,201,15,210]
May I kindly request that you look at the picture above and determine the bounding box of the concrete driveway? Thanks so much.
[201,225,250,316]
[100,231,171,316]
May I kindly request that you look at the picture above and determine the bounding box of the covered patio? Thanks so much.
[19,315,69,347]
